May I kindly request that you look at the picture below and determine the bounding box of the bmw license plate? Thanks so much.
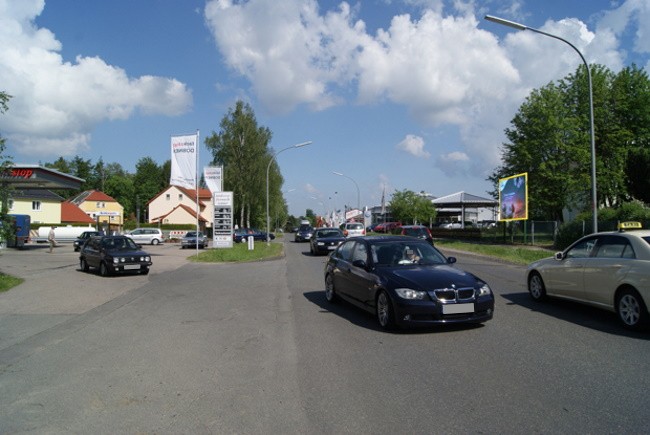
[443,303,474,314]
[124,264,141,270]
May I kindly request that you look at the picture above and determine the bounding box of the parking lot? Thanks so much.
[0,241,194,315]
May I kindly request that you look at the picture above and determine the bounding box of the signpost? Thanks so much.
[213,192,233,248]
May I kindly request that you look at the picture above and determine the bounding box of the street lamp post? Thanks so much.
[333,171,361,212]
[485,15,598,233]
[266,141,312,245]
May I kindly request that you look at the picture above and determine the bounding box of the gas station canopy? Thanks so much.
[1,164,84,190]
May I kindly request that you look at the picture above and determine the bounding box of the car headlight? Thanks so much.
[395,288,426,300]
[477,283,492,296]
[144,256,150,262]
[112,257,119,264]
[317,242,324,246]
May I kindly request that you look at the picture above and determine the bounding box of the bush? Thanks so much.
[555,201,650,250]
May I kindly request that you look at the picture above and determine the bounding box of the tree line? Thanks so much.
[488,63,650,223]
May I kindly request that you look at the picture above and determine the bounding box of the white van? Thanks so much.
[127,228,164,245]
[342,222,365,237]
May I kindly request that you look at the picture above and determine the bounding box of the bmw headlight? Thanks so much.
[112,257,119,264]
[144,256,150,262]
[317,242,324,246]
[395,288,426,300]
[477,283,492,297]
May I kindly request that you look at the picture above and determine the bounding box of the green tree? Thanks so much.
[0,91,13,244]
[133,157,166,222]
[205,100,274,228]
[388,189,436,225]
[489,63,650,221]
[488,81,579,221]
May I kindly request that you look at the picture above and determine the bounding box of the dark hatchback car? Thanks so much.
[393,225,434,244]
[294,224,314,242]
[73,230,102,251]
[79,235,152,277]
[310,227,346,255]
[324,236,494,330]
[233,228,275,243]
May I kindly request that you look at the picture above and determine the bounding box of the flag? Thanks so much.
[380,186,386,215]
[170,134,197,188]
[204,166,222,193]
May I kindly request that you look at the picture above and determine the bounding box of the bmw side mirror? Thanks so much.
[352,259,368,269]
[554,252,563,260]
[447,256,457,264]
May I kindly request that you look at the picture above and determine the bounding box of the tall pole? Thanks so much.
[485,15,598,233]
[333,171,361,212]
[266,141,312,245]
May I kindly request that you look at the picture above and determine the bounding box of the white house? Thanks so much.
[148,186,213,231]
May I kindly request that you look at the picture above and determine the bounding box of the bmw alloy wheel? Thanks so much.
[325,274,337,303]
[376,291,394,329]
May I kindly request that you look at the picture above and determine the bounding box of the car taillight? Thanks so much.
[362,229,366,235]
[344,230,348,236]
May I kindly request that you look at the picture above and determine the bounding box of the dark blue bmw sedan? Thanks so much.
[324,236,494,330]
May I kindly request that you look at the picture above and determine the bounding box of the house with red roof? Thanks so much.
[69,190,124,234]
[148,186,213,231]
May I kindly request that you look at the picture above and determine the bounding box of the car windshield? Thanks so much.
[102,237,138,250]
[185,232,198,237]
[404,228,425,236]
[317,229,342,238]
[347,223,363,229]
[371,241,446,266]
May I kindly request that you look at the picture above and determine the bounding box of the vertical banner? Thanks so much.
[170,134,197,188]
[204,166,223,193]
[498,173,528,221]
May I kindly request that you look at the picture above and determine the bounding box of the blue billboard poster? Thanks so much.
[499,173,528,221]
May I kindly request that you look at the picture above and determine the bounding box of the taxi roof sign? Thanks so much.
[618,221,642,230]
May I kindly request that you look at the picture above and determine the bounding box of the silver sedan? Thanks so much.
[526,224,650,330]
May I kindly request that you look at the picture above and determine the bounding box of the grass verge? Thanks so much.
[189,240,284,263]
[0,273,24,292]
[435,239,555,265]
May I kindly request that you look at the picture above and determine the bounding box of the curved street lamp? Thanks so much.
[485,15,597,233]
[332,171,361,212]
[266,141,312,244]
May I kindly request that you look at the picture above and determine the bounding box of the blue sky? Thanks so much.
[1,0,648,216]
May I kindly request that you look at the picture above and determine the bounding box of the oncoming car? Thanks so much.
[310,227,346,255]
[526,222,650,330]
[324,236,494,330]
[79,235,152,277]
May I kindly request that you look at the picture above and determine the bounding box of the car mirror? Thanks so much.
[554,252,564,260]
[352,259,368,269]
[447,256,457,264]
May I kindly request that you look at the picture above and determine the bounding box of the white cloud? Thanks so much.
[396,134,430,158]
[204,0,640,183]
[0,0,192,157]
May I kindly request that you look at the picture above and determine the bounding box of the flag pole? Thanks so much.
[195,130,200,254]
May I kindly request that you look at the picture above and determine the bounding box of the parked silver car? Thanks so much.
[126,228,164,245]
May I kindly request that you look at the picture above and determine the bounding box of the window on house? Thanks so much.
[8,199,13,210]
[178,194,183,201]
[166,194,170,200]
[32,201,41,211]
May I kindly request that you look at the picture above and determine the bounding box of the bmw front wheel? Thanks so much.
[376,290,395,330]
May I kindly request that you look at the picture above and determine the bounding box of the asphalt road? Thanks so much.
[0,239,648,434]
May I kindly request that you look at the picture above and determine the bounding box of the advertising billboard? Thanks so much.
[498,173,528,221]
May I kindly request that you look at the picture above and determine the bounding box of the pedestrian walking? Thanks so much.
[48,226,56,253]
